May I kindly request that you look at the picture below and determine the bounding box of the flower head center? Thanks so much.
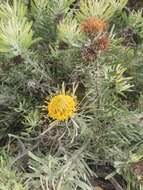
[47,94,76,121]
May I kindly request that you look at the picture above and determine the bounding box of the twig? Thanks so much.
[110,177,125,190]
[8,121,58,141]
[10,141,40,167]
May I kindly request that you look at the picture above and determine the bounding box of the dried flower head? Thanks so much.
[43,85,77,121]
[81,36,108,61]
[96,36,109,51]
[81,44,97,62]
[132,160,143,181]
[81,17,106,34]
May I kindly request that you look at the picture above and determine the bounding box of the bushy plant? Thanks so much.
[1,0,143,190]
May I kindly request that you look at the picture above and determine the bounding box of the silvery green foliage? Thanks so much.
[0,0,40,57]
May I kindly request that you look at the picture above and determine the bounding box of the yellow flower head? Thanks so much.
[43,84,77,121]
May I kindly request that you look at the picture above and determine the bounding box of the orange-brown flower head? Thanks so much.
[81,17,106,34]
[96,36,109,51]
